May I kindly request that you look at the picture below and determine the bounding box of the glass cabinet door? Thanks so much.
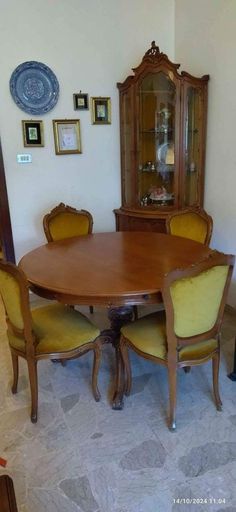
[137,72,176,208]
[184,86,203,206]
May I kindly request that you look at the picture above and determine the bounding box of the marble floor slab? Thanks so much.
[0,299,236,512]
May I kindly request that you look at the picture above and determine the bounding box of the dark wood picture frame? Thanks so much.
[91,97,111,124]
[22,120,44,147]
[73,93,89,110]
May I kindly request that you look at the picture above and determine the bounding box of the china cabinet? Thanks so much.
[114,42,209,233]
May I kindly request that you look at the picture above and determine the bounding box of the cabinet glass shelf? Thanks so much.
[140,129,174,134]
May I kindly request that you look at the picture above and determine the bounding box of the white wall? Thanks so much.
[4,0,234,303]
[0,0,174,260]
[175,0,236,306]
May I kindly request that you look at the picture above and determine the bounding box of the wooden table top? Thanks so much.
[19,231,212,307]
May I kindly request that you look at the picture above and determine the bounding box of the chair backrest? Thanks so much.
[43,202,93,242]
[166,207,213,245]
[162,251,235,354]
[0,260,34,349]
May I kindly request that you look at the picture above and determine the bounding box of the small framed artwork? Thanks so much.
[53,119,82,155]
[91,97,111,124]
[22,120,44,147]
[73,93,89,110]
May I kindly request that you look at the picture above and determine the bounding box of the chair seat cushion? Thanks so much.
[8,304,100,355]
[178,338,217,361]
[121,311,167,360]
[121,311,217,362]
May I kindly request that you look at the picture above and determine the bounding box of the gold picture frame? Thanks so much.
[22,120,44,147]
[91,97,111,125]
[53,119,82,155]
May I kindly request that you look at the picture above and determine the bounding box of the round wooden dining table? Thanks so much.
[19,231,212,408]
[19,231,211,306]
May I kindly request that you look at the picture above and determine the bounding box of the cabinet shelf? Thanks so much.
[139,170,159,174]
[141,171,175,175]
[140,90,174,95]
[140,129,173,134]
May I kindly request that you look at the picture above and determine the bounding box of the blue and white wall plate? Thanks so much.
[10,61,59,115]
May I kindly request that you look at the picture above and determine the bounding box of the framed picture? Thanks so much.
[73,93,89,110]
[22,120,44,147]
[53,119,82,155]
[91,97,111,124]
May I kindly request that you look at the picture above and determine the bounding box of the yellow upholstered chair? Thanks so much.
[0,260,102,423]
[43,202,94,313]
[166,207,213,246]
[120,251,234,430]
[43,202,93,242]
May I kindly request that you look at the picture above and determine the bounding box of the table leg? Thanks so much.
[228,336,236,381]
[112,338,125,410]
[103,306,134,409]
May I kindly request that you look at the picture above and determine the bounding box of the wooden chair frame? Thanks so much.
[43,202,93,242]
[0,260,102,423]
[120,251,234,430]
[166,207,213,246]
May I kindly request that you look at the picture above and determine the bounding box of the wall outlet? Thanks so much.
[17,154,32,163]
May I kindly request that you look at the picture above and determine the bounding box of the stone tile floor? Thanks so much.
[0,298,236,512]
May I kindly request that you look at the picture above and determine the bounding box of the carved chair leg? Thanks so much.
[168,366,177,431]
[212,353,222,411]
[92,344,101,402]
[89,306,94,314]
[183,366,191,373]
[27,359,38,423]
[133,306,138,320]
[228,336,236,380]
[120,337,132,396]
[11,351,19,394]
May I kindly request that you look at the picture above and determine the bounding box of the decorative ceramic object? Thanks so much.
[10,61,59,115]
